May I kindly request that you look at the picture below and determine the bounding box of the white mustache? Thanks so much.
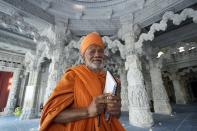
[92,59,103,61]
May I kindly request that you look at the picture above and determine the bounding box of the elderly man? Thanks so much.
[39,32,125,131]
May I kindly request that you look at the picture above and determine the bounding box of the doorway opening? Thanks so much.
[190,81,197,101]
[0,71,13,112]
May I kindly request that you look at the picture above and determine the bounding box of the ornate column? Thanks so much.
[149,61,172,114]
[4,69,21,115]
[170,73,187,104]
[119,66,129,111]
[142,58,153,105]
[44,19,68,102]
[19,50,42,119]
[18,71,29,107]
[126,55,153,127]
[19,67,41,119]
[119,15,153,127]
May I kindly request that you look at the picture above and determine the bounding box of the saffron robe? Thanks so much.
[39,64,125,131]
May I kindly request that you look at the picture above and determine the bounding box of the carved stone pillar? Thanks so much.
[149,61,172,115]
[20,68,40,119]
[44,20,68,102]
[119,67,129,111]
[171,74,187,104]
[4,69,21,115]
[126,55,153,127]
[18,71,29,107]
[119,15,153,127]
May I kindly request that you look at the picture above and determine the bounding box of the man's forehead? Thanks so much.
[87,44,104,50]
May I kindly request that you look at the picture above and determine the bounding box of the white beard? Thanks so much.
[86,61,104,71]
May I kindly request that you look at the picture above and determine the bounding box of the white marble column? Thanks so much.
[149,62,172,115]
[143,65,153,103]
[4,69,21,115]
[18,71,29,107]
[119,16,153,127]
[20,69,40,119]
[126,55,154,127]
[171,74,187,104]
[44,20,68,102]
[119,67,129,111]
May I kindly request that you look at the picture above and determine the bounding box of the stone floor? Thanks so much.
[0,103,197,131]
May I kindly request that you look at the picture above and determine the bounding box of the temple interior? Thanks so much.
[0,0,197,130]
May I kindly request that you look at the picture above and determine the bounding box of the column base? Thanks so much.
[19,108,38,120]
[154,100,172,115]
[3,107,15,116]
[3,98,16,116]
[176,99,187,104]
[129,107,154,128]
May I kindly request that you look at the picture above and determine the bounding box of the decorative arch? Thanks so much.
[135,8,197,50]
[102,36,125,59]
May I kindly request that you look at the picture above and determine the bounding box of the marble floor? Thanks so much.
[0,103,197,131]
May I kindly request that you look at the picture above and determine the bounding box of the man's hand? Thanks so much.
[88,95,106,117]
[53,95,106,123]
[105,94,121,118]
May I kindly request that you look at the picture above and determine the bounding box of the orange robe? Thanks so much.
[39,64,125,131]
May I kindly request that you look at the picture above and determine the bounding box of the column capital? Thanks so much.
[118,23,141,41]
[170,72,181,81]
[125,54,141,71]
[149,58,163,69]
[55,16,68,27]
[119,13,133,25]
[55,18,68,33]
[119,13,141,39]
[118,24,142,55]
[24,51,37,71]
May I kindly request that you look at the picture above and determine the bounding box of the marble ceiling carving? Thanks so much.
[0,12,39,40]
[135,8,197,53]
